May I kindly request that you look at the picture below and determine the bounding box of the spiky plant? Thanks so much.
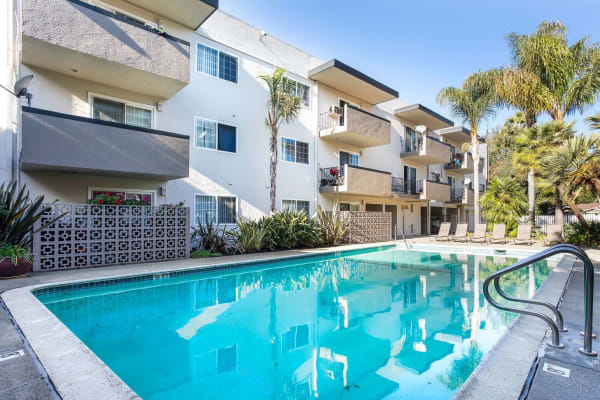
[480,177,528,232]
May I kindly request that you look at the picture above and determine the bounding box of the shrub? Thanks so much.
[228,218,271,254]
[190,214,228,253]
[0,243,32,265]
[564,222,600,247]
[268,209,322,249]
[316,203,349,246]
[190,249,222,258]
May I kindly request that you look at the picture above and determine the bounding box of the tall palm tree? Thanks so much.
[513,121,575,224]
[438,71,499,224]
[259,68,301,213]
[500,21,600,224]
[540,134,600,239]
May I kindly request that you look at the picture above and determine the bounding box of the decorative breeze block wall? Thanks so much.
[33,204,190,271]
[342,211,392,244]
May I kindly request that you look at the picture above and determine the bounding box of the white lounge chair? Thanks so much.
[513,224,533,245]
[488,224,506,244]
[435,222,451,241]
[470,224,487,243]
[544,225,563,245]
[451,223,468,242]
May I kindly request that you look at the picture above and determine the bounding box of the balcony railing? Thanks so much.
[445,152,465,168]
[320,165,392,196]
[450,186,464,201]
[391,177,422,195]
[320,166,345,187]
[400,137,423,153]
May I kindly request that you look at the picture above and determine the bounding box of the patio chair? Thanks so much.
[470,224,487,243]
[513,224,533,245]
[488,224,506,244]
[451,223,468,242]
[544,225,563,245]
[435,222,451,241]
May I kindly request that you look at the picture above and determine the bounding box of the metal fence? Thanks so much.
[342,211,392,244]
[33,204,190,271]
[520,213,600,233]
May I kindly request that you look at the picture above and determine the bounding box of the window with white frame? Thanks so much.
[197,43,238,83]
[282,324,309,352]
[91,95,153,128]
[281,138,309,164]
[285,78,310,107]
[195,118,237,153]
[282,199,310,215]
[195,195,237,225]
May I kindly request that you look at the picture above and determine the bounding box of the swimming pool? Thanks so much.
[35,246,555,400]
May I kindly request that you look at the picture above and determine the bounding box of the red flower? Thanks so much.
[106,192,111,195]
[329,167,339,176]
[115,200,120,205]
[98,199,104,204]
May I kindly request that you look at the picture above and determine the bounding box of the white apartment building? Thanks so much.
[2,0,487,236]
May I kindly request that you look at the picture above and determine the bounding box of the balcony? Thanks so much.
[447,186,474,205]
[21,107,189,180]
[22,0,191,99]
[419,179,451,202]
[319,104,391,148]
[445,152,474,174]
[391,177,420,199]
[400,135,453,164]
[123,0,218,30]
[319,165,392,197]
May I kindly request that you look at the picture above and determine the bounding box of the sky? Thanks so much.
[220,0,600,134]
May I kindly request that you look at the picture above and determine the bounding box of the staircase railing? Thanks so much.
[483,243,596,356]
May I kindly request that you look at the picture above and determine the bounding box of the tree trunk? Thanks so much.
[269,128,278,213]
[471,127,481,225]
[554,187,564,226]
[528,168,535,225]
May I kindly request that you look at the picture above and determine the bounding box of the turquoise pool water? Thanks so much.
[36,247,554,400]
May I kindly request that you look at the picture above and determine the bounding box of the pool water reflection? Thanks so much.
[37,248,554,400]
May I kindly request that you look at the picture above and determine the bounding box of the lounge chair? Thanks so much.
[488,224,506,244]
[435,222,451,241]
[451,223,468,242]
[470,224,487,243]
[513,224,533,245]
[544,225,563,245]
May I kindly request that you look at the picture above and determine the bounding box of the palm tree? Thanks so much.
[438,71,499,224]
[513,121,575,224]
[480,177,528,228]
[499,21,600,223]
[586,113,600,131]
[259,68,302,213]
[540,134,600,239]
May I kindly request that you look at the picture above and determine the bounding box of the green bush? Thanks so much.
[268,209,322,249]
[190,249,222,258]
[316,203,349,246]
[228,218,271,254]
[564,222,600,247]
[0,243,32,265]
[190,214,228,253]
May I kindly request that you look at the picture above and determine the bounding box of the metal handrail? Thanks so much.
[483,243,596,356]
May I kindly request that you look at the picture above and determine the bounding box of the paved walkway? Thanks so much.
[0,239,598,399]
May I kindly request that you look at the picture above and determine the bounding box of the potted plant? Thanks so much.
[0,182,65,278]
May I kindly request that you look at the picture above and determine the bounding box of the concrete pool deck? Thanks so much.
[0,239,598,399]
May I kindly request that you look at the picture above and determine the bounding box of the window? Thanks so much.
[339,202,360,211]
[195,118,237,153]
[281,138,309,164]
[91,95,153,128]
[195,195,237,224]
[339,151,359,168]
[282,200,310,214]
[286,78,310,107]
[282,324,309,352]
[193,345,237,378]
[89,188,154,205]
[197,43,238,83]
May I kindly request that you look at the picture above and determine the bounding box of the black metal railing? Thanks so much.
[392,177,420,194]
[429,173,442,183]
[400,137,423,153]
[483,244,596,356]
[479,183,486,192]
[445,152,464,168]
[320,166,345,187]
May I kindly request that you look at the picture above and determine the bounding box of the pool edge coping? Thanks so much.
[2,241,566,400]
[453,253,576,400]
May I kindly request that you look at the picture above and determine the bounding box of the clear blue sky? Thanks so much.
[220,0,600,134]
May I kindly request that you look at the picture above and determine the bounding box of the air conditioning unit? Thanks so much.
[328,105,342,116]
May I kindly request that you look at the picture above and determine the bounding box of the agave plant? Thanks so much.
[316,202,349,246]
[228,218,270,254]
[190,213,228,254]
[0,181,65,249]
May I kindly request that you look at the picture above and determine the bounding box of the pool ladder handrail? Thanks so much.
[395,225,411,249]
[483,243,596,356]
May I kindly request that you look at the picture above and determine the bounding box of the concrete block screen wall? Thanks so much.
[33,204,190,271]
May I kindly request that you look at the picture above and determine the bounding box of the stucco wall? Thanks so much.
[422,180,451,202]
